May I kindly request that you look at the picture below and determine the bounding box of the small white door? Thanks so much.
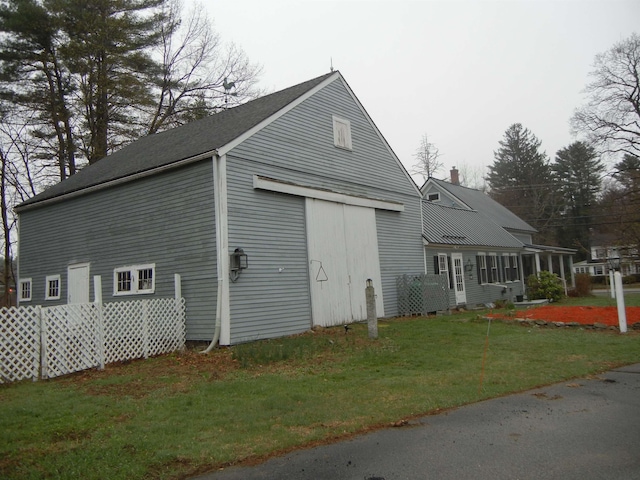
[67,263,90,304]
[451,253,467,305]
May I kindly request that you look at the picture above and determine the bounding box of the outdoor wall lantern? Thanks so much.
[465,258,475,279]
[607,255,621,272]
[230,248,249,282]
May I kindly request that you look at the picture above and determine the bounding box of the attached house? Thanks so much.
[15,71,425,345]
[422,169,576,306]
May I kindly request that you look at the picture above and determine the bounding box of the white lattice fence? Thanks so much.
[103,298,186,364]
[0,306,41,383]
[0,294,186,383]
[41,303,104,380]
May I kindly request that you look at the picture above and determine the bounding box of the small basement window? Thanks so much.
[113,264,155,296]
[19,278,32,302]
[332,115,352,150]
[45,275,61,300]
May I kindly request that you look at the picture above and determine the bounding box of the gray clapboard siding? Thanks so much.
[225,156,311,344]
[18,161,218,340]
[224,78,424,332]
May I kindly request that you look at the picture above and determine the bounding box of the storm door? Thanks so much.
[451,253,467,305]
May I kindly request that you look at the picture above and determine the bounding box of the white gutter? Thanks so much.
[203,153,231,351]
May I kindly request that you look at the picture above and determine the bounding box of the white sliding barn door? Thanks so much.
[306,198,384,327]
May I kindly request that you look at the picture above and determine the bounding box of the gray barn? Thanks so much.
[16,71,425,345]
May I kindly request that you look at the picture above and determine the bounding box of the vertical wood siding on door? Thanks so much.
[18,161,218,340]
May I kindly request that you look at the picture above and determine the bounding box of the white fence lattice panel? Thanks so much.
[0,297,185,383]
[0,306,41,383]
[41,304,103,379]
[103,298,186,364]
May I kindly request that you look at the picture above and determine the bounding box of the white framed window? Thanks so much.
[19,278,32,302]
[45,275,61,300]
[477,254,488,284]
[489,254,499,283]
[113,264,155,296]
[437,253,450,287]
[510,254,519,281]
[503,254,511,282]
[332,115,352,150]
[427,192,440,202]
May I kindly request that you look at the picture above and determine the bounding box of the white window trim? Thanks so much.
[427,192,441,202]
[45,275,61,300]
[488,253,499,283]
[332,115,352,150]
[437,253,449,279]
[113,264,156,296]
[19,278,32,302]
[510,253,519,281]
[478,254,488,284]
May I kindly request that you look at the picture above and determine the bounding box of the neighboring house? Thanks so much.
[573,241,640,278]
[421,169,576,305]
[16,71,425,345]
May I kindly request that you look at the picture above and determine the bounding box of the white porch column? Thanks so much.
[535,253,541,275]
[547,253,554,274]
[559,255,567,293]
[568,256,575,287]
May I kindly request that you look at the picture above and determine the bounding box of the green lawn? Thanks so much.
[1,298,639,479]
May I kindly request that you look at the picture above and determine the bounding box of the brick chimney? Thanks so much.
[450,167,460,185]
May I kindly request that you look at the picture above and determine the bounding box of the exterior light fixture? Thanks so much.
[607,255,621,272]
[464,258,475,279]
[230,248,248,282]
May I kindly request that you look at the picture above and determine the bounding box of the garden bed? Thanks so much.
[487,305,640,331]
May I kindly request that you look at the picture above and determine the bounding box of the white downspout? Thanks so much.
[203,153,231,352]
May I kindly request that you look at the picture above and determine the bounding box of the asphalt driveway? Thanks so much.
[194,363,640,480]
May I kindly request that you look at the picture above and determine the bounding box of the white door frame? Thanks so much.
[67,263,91,304]
[451,253,467,305]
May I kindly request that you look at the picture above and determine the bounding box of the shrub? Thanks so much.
[573,273,593,297]
[526,271,564,302]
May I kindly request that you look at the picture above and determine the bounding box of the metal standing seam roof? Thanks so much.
[422,200,524,248]
[17,71,338,209]
[428,178,537,234]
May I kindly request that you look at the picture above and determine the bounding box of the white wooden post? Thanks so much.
[174,274,185,350]
[534,253,541,275]
[547,254,554,274]
[609,270,616,299]
[93,276,105,370]
[614,272,627,333]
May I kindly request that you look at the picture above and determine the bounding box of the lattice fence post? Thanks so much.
[94,276,105,370]
[174,274,185,351]
[142,300,150,359]
[39,306,48,379]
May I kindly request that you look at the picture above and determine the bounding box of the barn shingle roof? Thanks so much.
[18,71,336,209]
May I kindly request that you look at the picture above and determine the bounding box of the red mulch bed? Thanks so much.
[488,305,640,327]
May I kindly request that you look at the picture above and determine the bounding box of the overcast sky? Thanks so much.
[200,0,639,185]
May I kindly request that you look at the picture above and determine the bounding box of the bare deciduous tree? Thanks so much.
[572,33,640,157]
[410,133,443,181]
[146,0,263,134]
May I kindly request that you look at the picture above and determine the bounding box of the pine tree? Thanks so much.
[552,141,604,259]
[487,123,559,244]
